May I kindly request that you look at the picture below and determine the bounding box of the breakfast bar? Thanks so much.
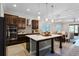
[26,34,64,56]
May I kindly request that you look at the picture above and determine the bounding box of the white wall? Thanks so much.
[62,21,79,32]
[0,3,4,17]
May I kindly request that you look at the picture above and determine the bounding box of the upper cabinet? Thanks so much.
[32,20,39,29]
[4,14,18,25]
[4,14,26,29]
[32,20,39,33]
[17,17,26,29]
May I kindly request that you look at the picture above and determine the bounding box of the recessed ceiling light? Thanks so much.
[13,4,16,7]
[26,8,30,11]
[38,12,40,15]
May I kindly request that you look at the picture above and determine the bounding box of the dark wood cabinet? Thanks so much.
[32,20,39,29]
[6,35,27,46]
[17,17,26,29]
[32,20,39,33]
[6,34,30,52]
[4,14,18,25]
[5,14,27,47]
[4,14,26,29]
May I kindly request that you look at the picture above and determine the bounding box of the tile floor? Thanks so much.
[6,43,30,56]
[6,41,73,56]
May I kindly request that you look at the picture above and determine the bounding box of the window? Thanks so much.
[56,23,62,33]
[75,25,78,33]
[41,23,50,32]
[69,25,79,33]
[69,25,74,32]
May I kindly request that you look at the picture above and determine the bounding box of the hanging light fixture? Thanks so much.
[51,4,54,23]
[45,3,48,22]
[37,3,41,20]
[51,19,54,23]
[37,16,40,20]
[45,18,48,22]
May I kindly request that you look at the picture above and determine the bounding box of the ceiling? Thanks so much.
[3,3,79,20]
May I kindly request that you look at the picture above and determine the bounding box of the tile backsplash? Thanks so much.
[18,26,32,34]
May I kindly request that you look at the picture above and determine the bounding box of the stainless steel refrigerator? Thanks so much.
[0,17,6,56]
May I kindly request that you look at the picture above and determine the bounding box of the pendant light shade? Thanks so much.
[45,3,49,22]
[37,4,41,20]
[37,16,40,20]
[51,19,54,23]
[45,18,48,22]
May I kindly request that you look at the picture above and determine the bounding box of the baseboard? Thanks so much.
[30,45,51,55]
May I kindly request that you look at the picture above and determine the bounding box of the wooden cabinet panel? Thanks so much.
[4,14,10,24]
[5,14,26,29]
[4,14,18,25]
[17,17,26,29]
[32,20,39,29]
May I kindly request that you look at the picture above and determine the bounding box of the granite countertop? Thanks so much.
[18,33,33,35]
[26,34,62,41]
[18,33,27,35]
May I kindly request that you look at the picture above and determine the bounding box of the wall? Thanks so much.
[62,21,79,32]
[0,3,4,17]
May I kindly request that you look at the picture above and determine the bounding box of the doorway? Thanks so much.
[69,24,79,43]
[69,24,79,36]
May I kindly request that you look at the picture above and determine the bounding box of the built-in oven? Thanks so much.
[6,24,18,40]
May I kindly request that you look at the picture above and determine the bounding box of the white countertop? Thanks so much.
[18,33,28,35]
[26,34,62,41]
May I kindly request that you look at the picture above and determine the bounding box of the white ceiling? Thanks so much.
[3,3,79,20]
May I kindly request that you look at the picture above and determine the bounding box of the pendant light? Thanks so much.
[37,16,40,20]
[37,3,41,20]
[45,18,48,22]
[51,5,54,23]
[45,3,48,22]
[51,19,54,23]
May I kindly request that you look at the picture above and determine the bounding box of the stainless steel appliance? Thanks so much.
[0,17,6,56]
[7,24,18,40]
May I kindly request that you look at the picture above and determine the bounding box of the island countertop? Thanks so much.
[26,34,63,41]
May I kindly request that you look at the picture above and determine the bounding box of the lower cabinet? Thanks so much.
[18,35,30,52]
[6,35,30,52]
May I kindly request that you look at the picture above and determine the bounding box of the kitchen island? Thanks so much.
[26,34,64,56]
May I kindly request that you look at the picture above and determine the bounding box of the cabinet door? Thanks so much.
[22,18,26,29]
[32,20,39,29]
[17,17,26,29]
[36,20,38,29]
[9,15,18,25]
[4,14,11,25]
[4,14,18,25]
[17,18,21,28]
